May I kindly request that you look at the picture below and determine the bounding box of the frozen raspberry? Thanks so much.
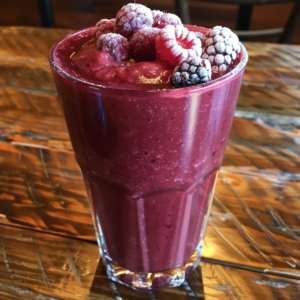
[114,3,153,38]
[153,13,182,29]
[171,57,211,88]
[152,10,164,25]
[94,19,115,40]
[156,25,202,67]
[201,26,241,74]
[130,27,160,62]
[97,33,129,62]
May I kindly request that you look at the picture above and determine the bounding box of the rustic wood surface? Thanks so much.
[1,26,300,299]
[1,225,300,300]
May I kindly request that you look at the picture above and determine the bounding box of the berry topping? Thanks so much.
[114,3,153,38]
[97,33,129,62]
[155,25,202,67]
[171,57,211,88]
[153,13,182,29]
[130,27,161,62]
[94,19,115,40]
[201,26,240,74]
[152,10,164,25]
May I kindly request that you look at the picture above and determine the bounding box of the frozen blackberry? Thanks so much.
[201,26,240,73]
[170,57,211,88]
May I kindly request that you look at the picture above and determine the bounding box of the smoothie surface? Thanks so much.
[53,26,213,90]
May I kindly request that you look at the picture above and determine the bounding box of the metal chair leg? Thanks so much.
[237,4,253,30]
[175,0,191,24]
[279,0,300,43]
[37,0,55,28]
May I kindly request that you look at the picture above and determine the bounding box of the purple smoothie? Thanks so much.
[50,26,246,273]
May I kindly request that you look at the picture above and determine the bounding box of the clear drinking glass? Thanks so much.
[49,27,248,291]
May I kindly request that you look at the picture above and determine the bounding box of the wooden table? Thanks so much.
[1,26,300,300]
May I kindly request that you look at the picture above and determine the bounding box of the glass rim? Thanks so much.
[49,26,248,93]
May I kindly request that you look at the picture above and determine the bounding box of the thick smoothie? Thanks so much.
[51,25,246,275]
[54,28,174,90]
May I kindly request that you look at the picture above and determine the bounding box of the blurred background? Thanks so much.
[1,0,300,43]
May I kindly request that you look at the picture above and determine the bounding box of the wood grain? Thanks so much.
[0,111,299,235]
[1,27,300,117]
[0,28,300,152]
[1,138,300,276]
[0,87,72,149]
[0,27,300,264]
[0,224,299,300]
[0,142,94,240]
[205,171,300,277]
[0,27,74,60]
[225,111,300,173]
[2,26,300,298]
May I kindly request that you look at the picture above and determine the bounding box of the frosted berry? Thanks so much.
[156,25,202,67]
[114,3,153,38]
[94,19,115,40]
[130,27,160,62]
[153,13,182,29]
[152,10,164,25]
[97,33,129,62]
[171,57,211,88]
[202,26,240,73]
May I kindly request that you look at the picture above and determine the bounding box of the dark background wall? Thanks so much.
[1,0,299,42]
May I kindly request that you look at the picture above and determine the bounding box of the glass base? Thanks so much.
[84,171,218,291]
[103,241,204,291]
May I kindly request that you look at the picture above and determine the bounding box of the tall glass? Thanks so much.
[49,27,248,291]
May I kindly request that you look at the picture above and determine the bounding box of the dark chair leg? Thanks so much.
[279,1,300,43]
[175,0,191,24]
[237,4,253,30]
[37,0,55,27]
